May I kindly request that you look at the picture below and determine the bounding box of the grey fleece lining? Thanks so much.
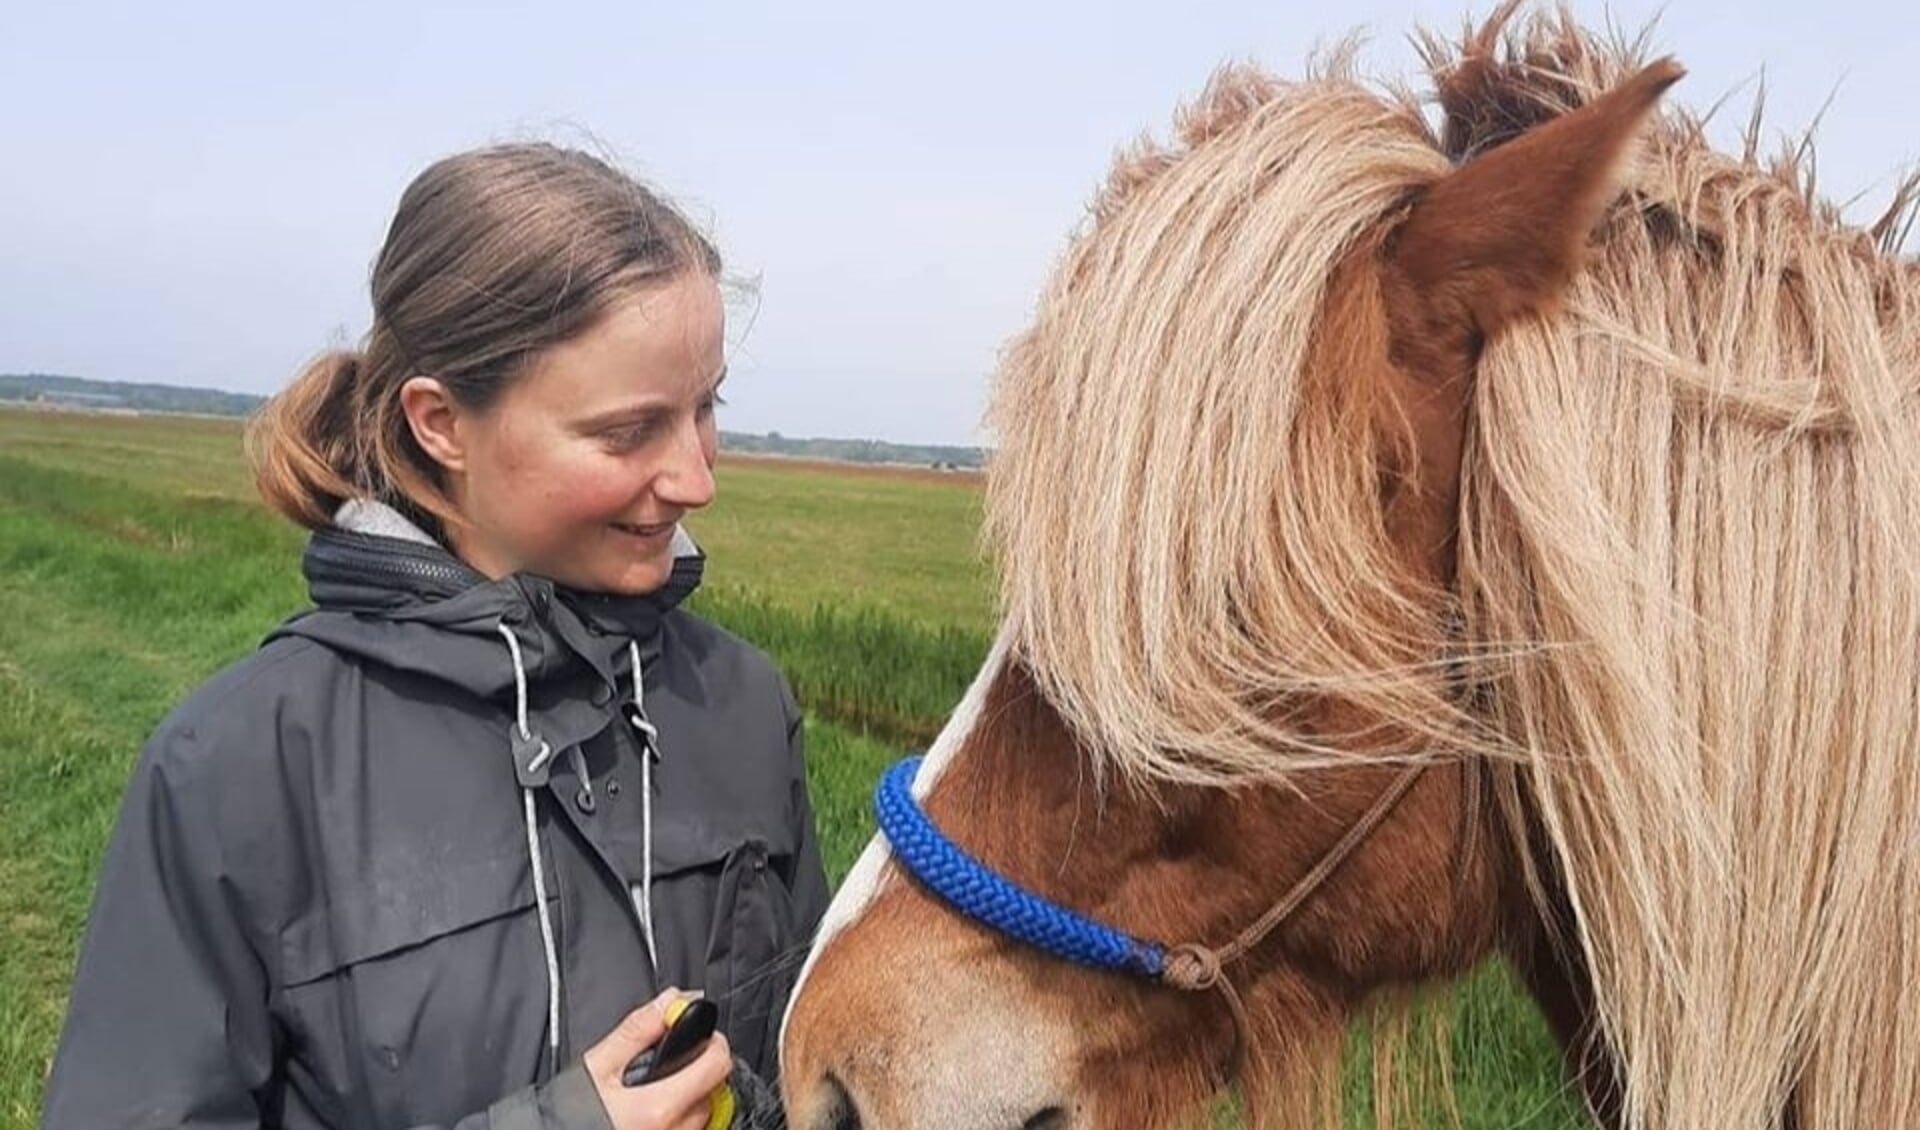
[334,499,438,546]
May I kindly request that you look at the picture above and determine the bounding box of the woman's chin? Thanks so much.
[577,551,675,597]
[529,526,681,596]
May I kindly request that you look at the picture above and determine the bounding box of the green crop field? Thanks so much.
[0,406,1588,1128]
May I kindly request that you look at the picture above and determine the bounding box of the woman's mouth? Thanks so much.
[611,520,676,542]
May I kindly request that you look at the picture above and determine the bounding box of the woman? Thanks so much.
[39,143,828,1130]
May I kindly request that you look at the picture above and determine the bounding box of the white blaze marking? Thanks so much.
[779,631,1012,1066]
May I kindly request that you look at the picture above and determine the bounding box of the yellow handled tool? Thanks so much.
[621,996,737,1130]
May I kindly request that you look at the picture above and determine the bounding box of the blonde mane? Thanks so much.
[985,5,1920,1127]
[988,56,1458,784]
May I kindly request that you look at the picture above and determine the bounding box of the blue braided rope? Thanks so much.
[873,755,1166,979]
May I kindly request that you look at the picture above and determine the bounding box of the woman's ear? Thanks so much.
[400,376,469,475]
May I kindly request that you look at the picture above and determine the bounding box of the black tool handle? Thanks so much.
[621,998,720,1088]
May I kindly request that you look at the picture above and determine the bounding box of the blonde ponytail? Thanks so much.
[246,350,363,530]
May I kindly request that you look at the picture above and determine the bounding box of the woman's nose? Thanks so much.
[654,424,716,510]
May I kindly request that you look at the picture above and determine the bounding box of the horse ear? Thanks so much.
[1387,58,1683,336]
[1368,60,1682,584]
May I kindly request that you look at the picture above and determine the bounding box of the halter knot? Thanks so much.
[1161,943,1226,992]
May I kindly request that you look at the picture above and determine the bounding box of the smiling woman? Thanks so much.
[396,276,731,594]
[39,143,828,1130]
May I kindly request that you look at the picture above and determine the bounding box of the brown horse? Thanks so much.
[781,6,1920,1128]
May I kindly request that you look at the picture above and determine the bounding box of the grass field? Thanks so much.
[0,406,1588,1128]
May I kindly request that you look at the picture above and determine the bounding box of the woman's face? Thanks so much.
[426,272,726,595]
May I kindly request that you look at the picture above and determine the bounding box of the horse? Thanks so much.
[780,5,1920,1128]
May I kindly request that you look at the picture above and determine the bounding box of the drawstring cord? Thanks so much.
[628,640,660,975]
[497,622,665,1077]
[496,621,562,1079]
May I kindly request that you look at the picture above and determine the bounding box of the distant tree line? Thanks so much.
[0,373,986,469]
[1,372,266,417]
[719,429,983,470]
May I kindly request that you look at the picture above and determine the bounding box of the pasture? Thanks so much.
[0,406,1583,1127]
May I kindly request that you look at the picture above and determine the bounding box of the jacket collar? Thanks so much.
[269,500,706,712]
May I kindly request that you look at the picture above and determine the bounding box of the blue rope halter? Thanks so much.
[871,748,1433,1073]
[873,755,1169,979]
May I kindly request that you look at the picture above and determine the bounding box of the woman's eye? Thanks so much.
[602,423,658,451]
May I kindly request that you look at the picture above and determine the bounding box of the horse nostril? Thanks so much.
[1021,1106,1070,1130]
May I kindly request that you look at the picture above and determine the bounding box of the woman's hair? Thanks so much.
[247,143,721,531]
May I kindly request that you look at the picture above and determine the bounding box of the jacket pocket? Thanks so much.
[711,838,800,1081]
[276,852,553,1129]
[642,819,803,1081]
[280,853,541,985]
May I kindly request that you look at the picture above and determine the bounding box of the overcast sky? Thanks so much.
[2,1,1912,445]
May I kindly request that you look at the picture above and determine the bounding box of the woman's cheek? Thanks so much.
[496,458,595,548]
[551,449,649,521]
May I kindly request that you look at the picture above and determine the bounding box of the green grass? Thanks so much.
[0,410,997,633]
[690,460,994,634]
[0,407,1590,1128]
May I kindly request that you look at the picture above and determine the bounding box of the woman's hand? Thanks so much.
[583,990,734,1130]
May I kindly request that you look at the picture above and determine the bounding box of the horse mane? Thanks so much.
[987,51,1459,785]
[986,3,1920,1126]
